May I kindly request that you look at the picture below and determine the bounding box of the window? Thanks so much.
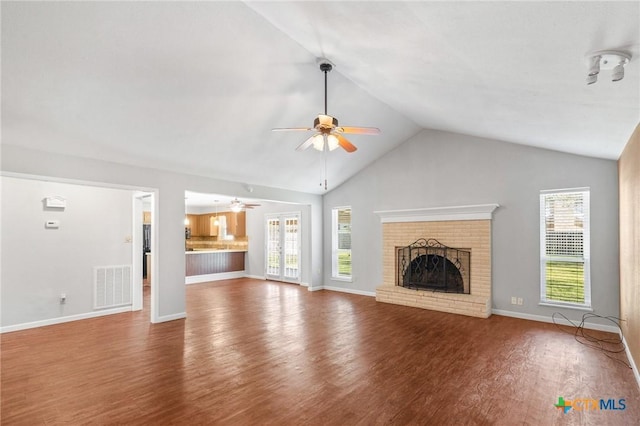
[540,188,590,308]
[332,207,352,280]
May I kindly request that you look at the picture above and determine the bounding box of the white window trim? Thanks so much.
[539,187,591,309]
[331,206,352,282]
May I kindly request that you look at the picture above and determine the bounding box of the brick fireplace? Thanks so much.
[375,204,498,318]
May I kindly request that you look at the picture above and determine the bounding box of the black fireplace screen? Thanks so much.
[398,239,470,294]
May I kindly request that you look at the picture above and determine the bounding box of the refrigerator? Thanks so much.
[143,224,151,278]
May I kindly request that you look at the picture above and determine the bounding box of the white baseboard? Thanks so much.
[320,286,376,297]
[308,286,324,292]
[1,306,132,333]
[245,274,266,280]
[185,271,245,284]
[492,309,620,333]
[153,312,187,323]
[621,333,640,390]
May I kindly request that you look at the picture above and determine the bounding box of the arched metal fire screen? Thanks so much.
[397,239,470,294]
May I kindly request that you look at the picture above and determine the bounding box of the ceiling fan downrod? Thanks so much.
[319,62,332,115]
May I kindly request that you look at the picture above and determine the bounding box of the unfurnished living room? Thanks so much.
[1,1,639,425]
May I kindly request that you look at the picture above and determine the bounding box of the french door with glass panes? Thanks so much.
[265,213,300,283]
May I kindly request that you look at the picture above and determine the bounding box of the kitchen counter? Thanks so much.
[185,248,247,254]
[185,249,246,278]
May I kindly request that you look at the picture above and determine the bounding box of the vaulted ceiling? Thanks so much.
[2,2,638,194]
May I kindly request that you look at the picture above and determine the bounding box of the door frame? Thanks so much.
[264,211,302,284]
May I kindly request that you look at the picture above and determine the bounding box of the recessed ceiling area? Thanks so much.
[2,2,638,194]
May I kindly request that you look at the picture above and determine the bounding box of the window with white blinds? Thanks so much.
[540,188,591,307]
[332,207,352,280]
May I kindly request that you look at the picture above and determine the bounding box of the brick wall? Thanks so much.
[376,220,492,318]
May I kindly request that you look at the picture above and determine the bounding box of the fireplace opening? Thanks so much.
[398,239,470,294]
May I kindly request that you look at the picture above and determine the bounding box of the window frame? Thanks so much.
[331,206,352,282]
[539,188,591,309]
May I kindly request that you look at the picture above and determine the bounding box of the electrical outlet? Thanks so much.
[511,296,517,305]
[517,297,523,305]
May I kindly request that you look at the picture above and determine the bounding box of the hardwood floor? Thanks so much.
[2,278,639,425]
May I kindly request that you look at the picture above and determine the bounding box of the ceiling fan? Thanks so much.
[272,60,381,153]
[229,198,260,212]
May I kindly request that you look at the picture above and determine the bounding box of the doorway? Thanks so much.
[265,213,301,283]
[133,191,156,321]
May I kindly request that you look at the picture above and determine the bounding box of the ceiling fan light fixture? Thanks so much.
[230,204,242,213]
[327,134,339,151]
[271,59,380,162]
[312,134,325,151]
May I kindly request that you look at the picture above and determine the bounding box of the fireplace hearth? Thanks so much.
[398,239,470,294]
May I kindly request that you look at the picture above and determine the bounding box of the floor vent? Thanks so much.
[94,265,132,309]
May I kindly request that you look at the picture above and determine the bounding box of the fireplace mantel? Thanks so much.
[374,204,499,223]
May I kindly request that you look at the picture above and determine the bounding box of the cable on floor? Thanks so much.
[552,312,631,369]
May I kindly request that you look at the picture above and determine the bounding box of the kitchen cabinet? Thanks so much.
[186,214,200,236]
[208,215,219,236]
[186,214,215,237]
[145,253,151,283]
[227,211,246,237]
[237,211,246,236]
[198,215,209,237]
[186,212,245,238]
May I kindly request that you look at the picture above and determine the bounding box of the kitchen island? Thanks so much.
[185,249,247,284]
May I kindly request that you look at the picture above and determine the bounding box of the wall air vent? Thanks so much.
[94,265,132,309]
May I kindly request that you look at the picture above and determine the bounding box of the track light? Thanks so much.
[586,55,600,84]
[611,63,625,82]
[585,50,631,85]
[587,55,601,76]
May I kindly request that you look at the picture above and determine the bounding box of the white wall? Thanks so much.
[2,144,323,324]
[245,201,312,285]
[1,177,133,327]
[323,129,620,322]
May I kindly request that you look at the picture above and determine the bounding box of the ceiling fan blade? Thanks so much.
[338,126,381,135]
[272,127,312,132]
[336,134,358,153]
[295,134,316,151]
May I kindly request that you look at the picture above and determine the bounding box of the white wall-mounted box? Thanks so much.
[45,196,66,209]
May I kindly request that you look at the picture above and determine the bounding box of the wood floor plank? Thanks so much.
[2,278,639,425]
